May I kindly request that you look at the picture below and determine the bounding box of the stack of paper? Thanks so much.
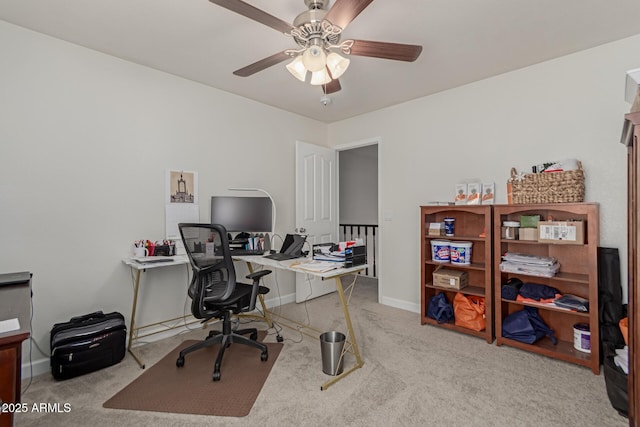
[313,251,349,262]
[312,244,349,263]
[312,242,366,268]
[291,261,339,273]
[0,318,20,333]
[500,252,560,277]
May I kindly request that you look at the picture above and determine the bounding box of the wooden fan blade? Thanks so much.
[323,79,342,94]
[209,0,294,34]
[347,39,423,62]
[324,0,374,30]
[233,51,290,77]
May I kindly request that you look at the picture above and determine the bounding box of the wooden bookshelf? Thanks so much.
[493,203,600,374]
[420,205,493,343]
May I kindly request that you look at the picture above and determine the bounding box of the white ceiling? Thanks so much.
[2,0,640,123]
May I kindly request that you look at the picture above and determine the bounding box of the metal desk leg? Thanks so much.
[257,293,273,328]
[320,275,364,391]
[256,271,365,390]
[236,261,273,328]
[127,268,145,369]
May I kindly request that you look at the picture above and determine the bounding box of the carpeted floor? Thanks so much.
[103,331,283,417]
[14,276,628,426]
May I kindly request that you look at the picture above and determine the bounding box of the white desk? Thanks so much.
[122,256,191,368]
[233,255,367,391]
[122,255,273,369]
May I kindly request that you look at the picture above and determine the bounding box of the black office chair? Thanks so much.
[176,223,272,381]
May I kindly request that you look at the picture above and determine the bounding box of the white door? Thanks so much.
[295,140,337,302]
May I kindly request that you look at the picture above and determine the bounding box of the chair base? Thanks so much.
[176,311,268,381]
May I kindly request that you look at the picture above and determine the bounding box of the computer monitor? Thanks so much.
[210,196,273,233]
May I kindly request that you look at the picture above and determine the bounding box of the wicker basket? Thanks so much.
[510,162,585,204]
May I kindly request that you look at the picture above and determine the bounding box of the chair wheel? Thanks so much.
[261,351,268,362]
[176,357,185,367]
[213,371,221,381]
[250,332,258,341]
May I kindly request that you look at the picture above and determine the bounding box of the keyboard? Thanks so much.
[132,256,175,264]
[230,249,265,256]
[263,252,301,261]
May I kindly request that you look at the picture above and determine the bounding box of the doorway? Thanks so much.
[293,139,381,303]
[336,139,380,302]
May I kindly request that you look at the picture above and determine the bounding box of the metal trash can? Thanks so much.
[320,331,345,375]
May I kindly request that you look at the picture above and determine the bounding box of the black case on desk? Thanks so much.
[344,245,366,267]
[50,311,126,380]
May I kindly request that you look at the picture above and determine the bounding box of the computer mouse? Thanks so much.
[269,250,276,254]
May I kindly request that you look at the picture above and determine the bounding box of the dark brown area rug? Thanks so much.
[103,332,283,417]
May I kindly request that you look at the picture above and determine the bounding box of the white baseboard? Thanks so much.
[21,356,50,380]
[380,296,420,314]
[22,291,296,380]
[264,291,296,308]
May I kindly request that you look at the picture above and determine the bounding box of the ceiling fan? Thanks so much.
[209,0,423,94]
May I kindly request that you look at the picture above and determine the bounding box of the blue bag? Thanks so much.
[502,306,557,344]
[427,292,454,324]
[518,283,559,301]
[501,277,523,301]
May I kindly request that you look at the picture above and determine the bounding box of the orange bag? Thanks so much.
[453,292,486,331]
[620,317,628,346]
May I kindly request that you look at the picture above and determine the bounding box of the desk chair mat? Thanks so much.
[103,331,283,417]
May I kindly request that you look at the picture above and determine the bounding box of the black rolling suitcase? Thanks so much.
[50,311,127,380]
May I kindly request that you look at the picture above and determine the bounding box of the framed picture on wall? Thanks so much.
[165,169,199,240]
[166,169,198,204]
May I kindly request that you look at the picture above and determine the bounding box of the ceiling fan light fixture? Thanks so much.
[310,68,331,86]
[302,45,327,72]
[210,0,424,98]
[286,56,307,82]
[326,52,350,79]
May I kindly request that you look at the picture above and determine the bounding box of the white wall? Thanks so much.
[0,21,327,372]
[3,18,639,373]
[329,35,640,311]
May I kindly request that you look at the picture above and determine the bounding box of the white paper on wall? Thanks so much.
[165,203,199,240]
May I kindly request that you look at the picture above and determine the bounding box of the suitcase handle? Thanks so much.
[70,311,105,323]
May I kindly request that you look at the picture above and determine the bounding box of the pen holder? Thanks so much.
[153,245,176,256]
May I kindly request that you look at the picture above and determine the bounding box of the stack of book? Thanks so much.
[312,243,366,268]
[499,252,560,278]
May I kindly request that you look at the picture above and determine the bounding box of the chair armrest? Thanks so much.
[246,270,272,281]
[244,270,271,312]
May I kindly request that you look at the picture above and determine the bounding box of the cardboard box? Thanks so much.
[519,228,539,241]
[538,221,584,244]
[432,268,469,290]
[428,222,445,236]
